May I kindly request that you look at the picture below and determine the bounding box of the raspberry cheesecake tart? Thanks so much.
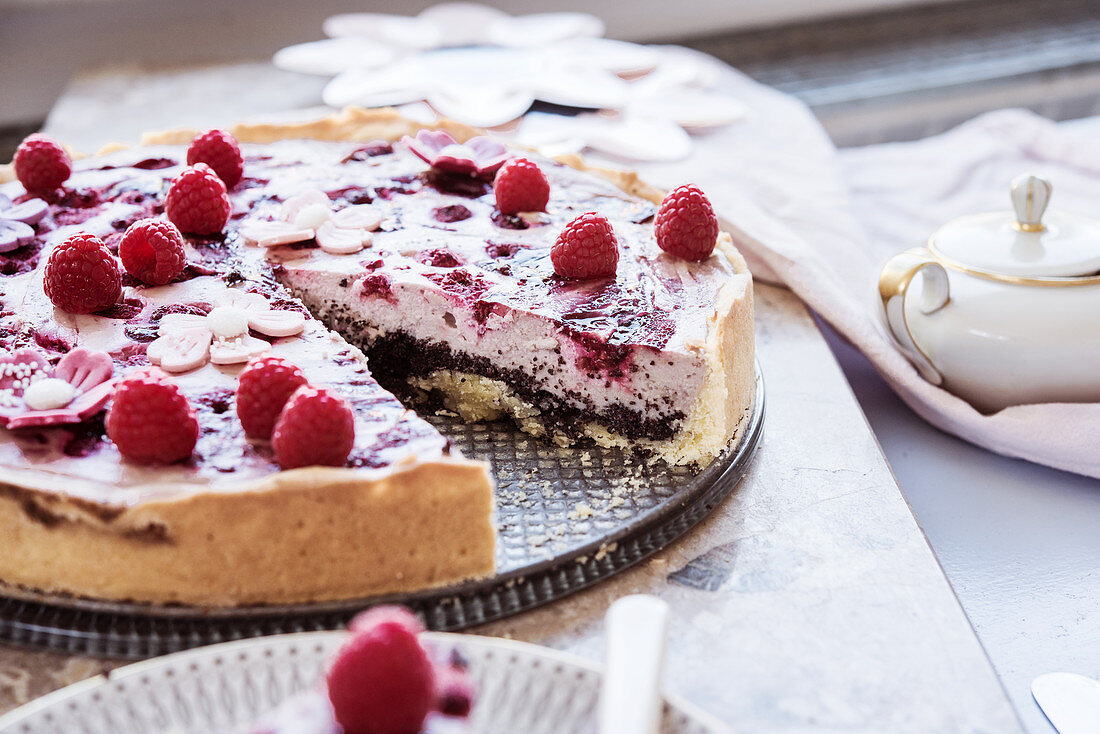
[0,108,754,607]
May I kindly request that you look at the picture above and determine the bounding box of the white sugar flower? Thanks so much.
[239,190,381,255]
[147,290,306,373]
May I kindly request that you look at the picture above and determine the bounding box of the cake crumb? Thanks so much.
[568,502,595,521]
[593,542,617,562]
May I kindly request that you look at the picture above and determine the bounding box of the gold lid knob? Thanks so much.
[1010,174,1052,233]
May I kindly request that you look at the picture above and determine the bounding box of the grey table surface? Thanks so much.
[821,322,1100,734]
[0,61,1033,733]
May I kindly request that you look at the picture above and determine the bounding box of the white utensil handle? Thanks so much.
[599,595,671,734]
[1032,672,1100,734]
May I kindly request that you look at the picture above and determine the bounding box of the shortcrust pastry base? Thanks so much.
[0,459,494,606]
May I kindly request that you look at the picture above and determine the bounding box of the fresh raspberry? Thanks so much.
[434,664,475,717]
[493,157,550,215]
[326,617,436,734]
[235,355,308,440]
[349,606,425,636]
[13,133,71,194]
[118,218,187,286]
[271,384,355,470]
[654,184,719,261]
[186,129,244,189]
[106,368,199,464]
[551,212,618,279]
[43,232,122,314]
[164,163,231,235]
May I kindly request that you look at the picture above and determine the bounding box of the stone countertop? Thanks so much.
[0,60,1023,731]
[823,319,1100,734]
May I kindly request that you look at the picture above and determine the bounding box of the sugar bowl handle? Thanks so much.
[1011,174,1052,232]
[878,248,950,385]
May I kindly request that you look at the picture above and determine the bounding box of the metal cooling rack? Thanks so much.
[0,364,764,659]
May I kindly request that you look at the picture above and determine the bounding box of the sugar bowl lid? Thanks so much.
[929,174,1100,279]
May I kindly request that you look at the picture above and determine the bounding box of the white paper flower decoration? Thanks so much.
[322,45,646,128]
[274,2,660,128]
[323,2,605,50]
[273,2,621,80]
[272,37,399,77]
[513,52,747,163]
[271,3,745,159]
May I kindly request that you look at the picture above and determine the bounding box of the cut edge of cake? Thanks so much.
[394,233,755,466]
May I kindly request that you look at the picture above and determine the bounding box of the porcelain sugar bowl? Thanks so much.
[879,174,1100,413]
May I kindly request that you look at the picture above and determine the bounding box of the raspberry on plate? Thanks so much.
[493,157,550,215]
[13,133,71,194]
[186,129,244,189]
[654,184,719,261]
[236,355,309,440]
[551,212,618,279]
[106,368,199,464]
[165,163,231,235]
[119,218,187,286]
[326,612,436,734]
[43,232,122,314]
[271,384,355,470]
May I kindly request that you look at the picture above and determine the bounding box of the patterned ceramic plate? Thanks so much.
[0,631,733,734]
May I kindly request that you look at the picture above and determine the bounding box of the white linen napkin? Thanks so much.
[624,51,1100,478]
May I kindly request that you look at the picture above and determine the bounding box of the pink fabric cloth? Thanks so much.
[627,53,1100,477]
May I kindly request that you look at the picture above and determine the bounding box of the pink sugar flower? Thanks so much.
[402,130,509,177]
[0,347,114,429]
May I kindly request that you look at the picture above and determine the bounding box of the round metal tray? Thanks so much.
[0,364,764,659]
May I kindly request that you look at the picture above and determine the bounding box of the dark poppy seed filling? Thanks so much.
[364,331,684,443]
